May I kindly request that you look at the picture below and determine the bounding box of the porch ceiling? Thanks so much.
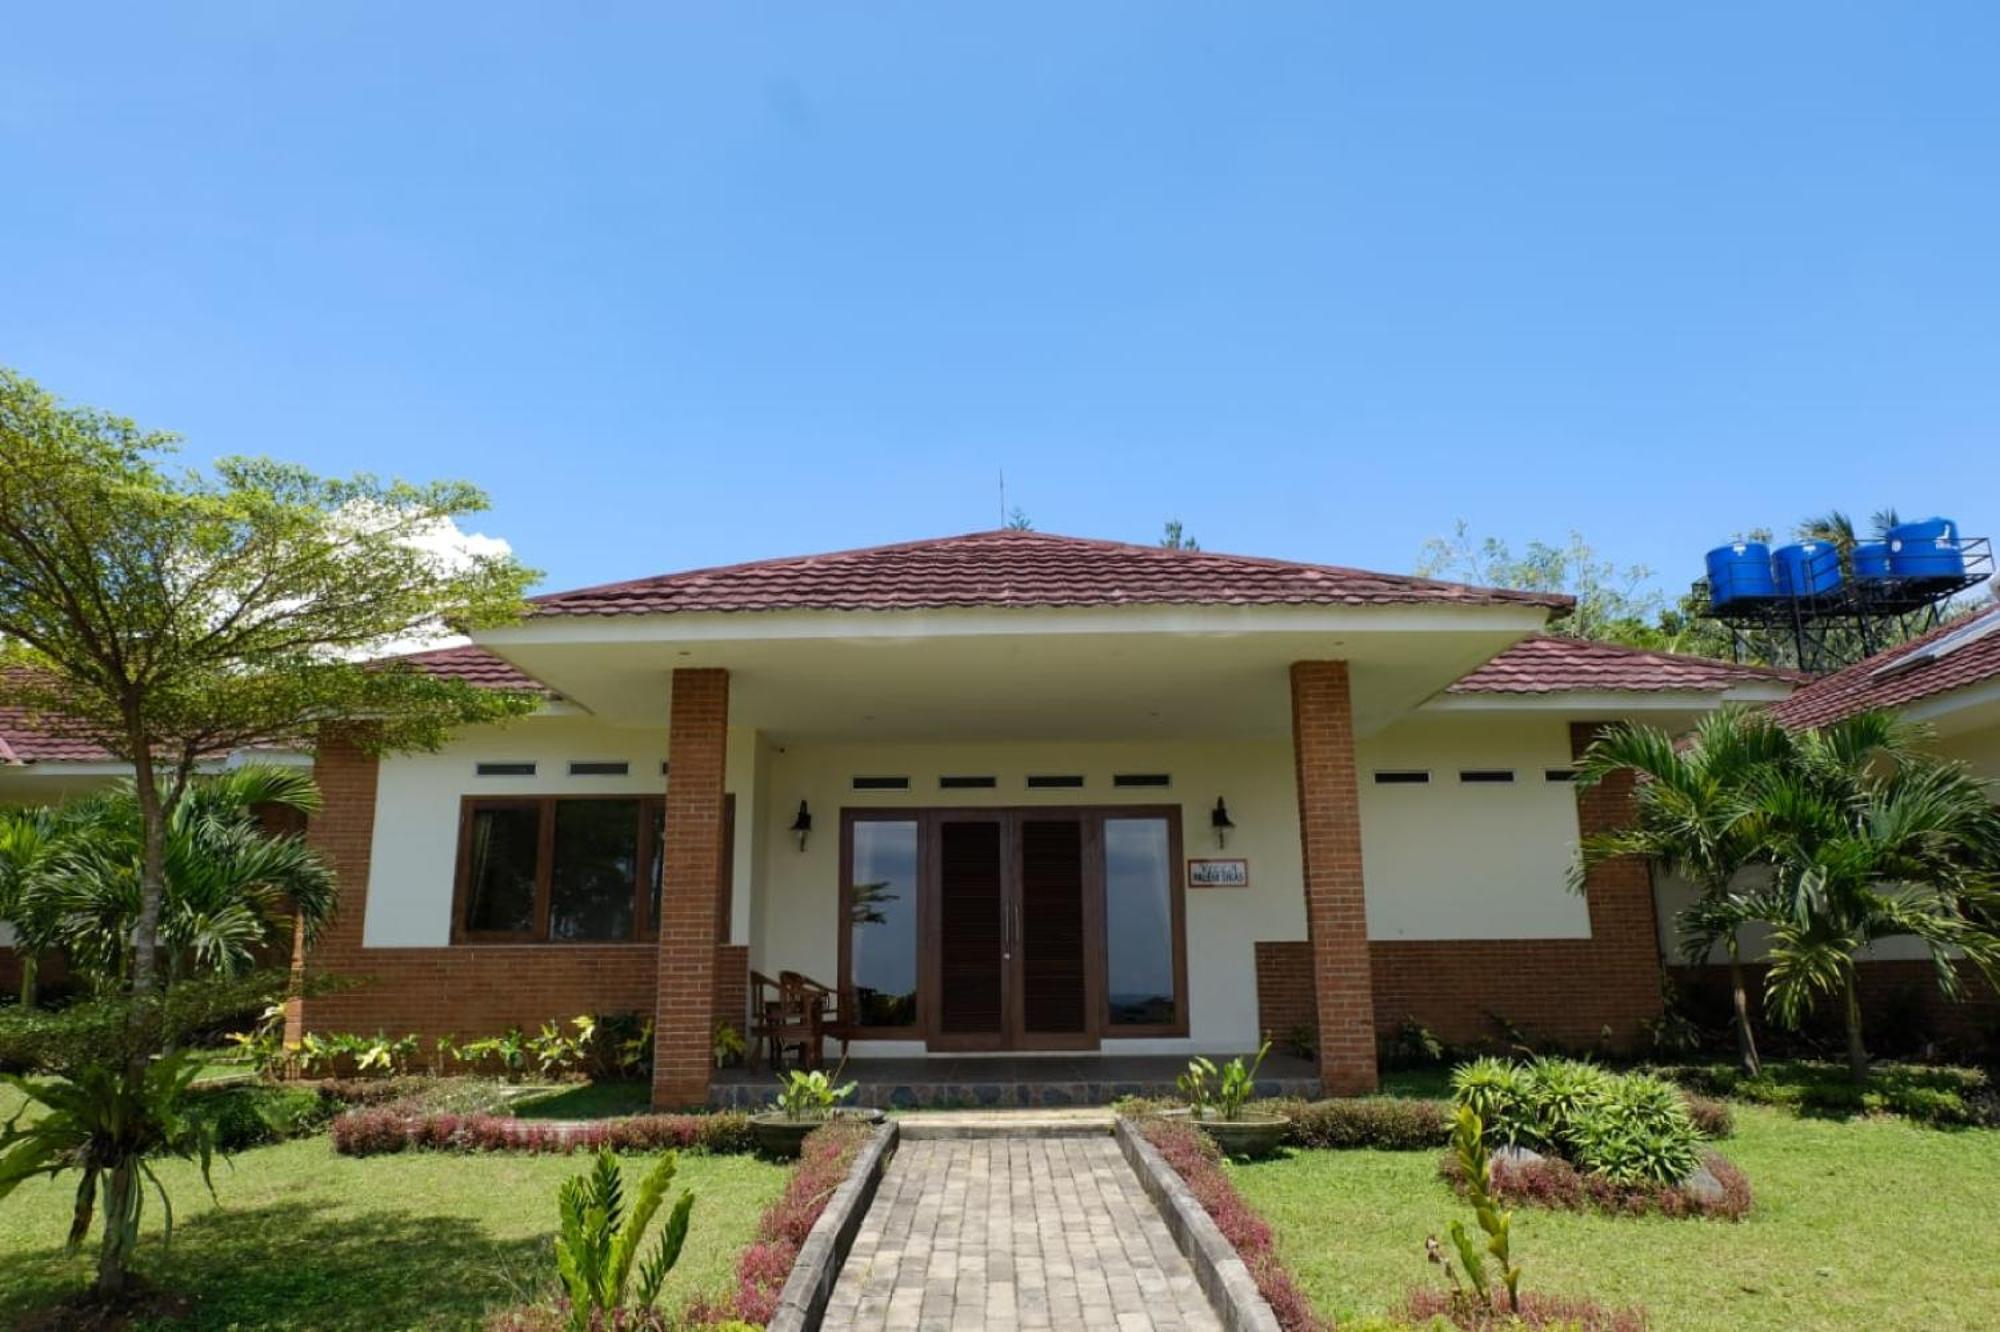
[477,606,1547,741]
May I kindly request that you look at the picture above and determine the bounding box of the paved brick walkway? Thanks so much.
[822,1136,1221,1331]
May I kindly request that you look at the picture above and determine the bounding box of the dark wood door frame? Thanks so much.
[838,804,1187,1051]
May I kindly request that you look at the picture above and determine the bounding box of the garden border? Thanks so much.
[1114,1117,1282,1332]
[764,1119,899,1332]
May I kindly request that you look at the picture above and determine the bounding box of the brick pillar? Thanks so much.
[289,724,380,1043]
[1289,661,1378,1094]
[1570,722,1666,1030]
[652,668,730,1108]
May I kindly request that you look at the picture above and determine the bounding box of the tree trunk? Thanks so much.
[128,740,167,999]
[1843,971,1870,1084]
[18,952,37,1009]
[94,1159,140,1296]
[1725,946,1762,1078]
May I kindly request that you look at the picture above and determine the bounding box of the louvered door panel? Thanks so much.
[1019,818,1087,1035]
[937,820,1004,1037]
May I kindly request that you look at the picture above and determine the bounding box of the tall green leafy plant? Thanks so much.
[1177,1042,1272,1121]
[1575,708,1794,1075]
[1428,1106,1520,1316]
[0,807,63,1008]
[35,766,336,988]
[553,1147,694,1329]
[1751,712,2000,1082]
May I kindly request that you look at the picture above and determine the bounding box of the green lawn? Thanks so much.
[1233,1104,2000,1331]
[0,1094,788,1330]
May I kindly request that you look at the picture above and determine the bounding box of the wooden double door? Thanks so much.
[928,811,1102,1051]
[840,805,1186,1051]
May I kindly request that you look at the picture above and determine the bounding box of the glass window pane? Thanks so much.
[464,805,540,934]
[550,800,639,941]
[1104,817,1176,1026]
[648,806,664,931]
[850,820,920,1028]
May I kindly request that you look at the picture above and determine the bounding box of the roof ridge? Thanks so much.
[528,529,1574,613]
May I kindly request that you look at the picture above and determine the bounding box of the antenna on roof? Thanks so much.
[998,468,1006,528]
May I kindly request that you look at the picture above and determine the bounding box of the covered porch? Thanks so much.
[472,581,1556,1108]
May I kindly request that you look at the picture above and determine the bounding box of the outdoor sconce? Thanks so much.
[1211,797,1235,849]
[789,800,813,852]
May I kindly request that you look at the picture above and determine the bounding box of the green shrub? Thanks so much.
[185,1083,330,1150]
[1449,1058,1705,1187]
[1279,1097,1452,1150]
[1657,1060,1991,1127]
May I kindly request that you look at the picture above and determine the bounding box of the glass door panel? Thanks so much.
[1103,816,1178,1029]
[848,819,920,1029]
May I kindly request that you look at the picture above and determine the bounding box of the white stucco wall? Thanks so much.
[365,719,668,947]
[1356,715,1592,941]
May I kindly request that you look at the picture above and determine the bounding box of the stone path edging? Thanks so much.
[767,1120,901,1332]
[1114,1118,1283,1332]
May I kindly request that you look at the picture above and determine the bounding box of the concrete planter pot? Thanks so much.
[1192,1110,1289,1159]
[750,1107,886,1158]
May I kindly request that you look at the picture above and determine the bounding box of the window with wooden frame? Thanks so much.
[454,795,667,944]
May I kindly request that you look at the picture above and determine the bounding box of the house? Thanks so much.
[10,527,1933,1107]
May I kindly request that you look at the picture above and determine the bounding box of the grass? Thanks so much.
[0,1087,788,1330]
[1233,1103,2000,1332]
[508,1080,655,1120]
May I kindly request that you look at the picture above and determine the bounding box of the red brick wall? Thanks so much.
[1254,941,1316,1045]
[1289,660,1379,1093]
[653,668,730,1108]
[1364,724,1663,1050]
[714,943,749,1032]
[1672,960,2000,1053]
[293,726,662,1041]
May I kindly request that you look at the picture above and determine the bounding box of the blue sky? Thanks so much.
[5,4,1997,598]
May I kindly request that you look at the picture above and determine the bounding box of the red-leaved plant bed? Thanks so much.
[682,1118,877,1327]
[331,1108,754,1156]
[1440,1149,1752,1221]
[1405,1288,1649,1331]
[1138,1119,1330,1332]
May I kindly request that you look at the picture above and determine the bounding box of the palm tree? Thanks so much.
[1750,712,2000,1082]
[1797,508,1901,560]
[1575,708,1794,1075]
[40,766,336,990]
[0,807,64,1007]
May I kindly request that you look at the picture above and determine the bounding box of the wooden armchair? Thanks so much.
[750,970,849,1071]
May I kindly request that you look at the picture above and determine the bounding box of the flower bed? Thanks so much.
[1441,1146,1753,1221]
[683,1117,876,1326]
[331,1107,754,1156]
[1137,1118,1329,1332]
[1271,1096,1453,1150]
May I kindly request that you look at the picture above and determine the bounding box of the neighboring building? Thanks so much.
[7,527,1906,1106]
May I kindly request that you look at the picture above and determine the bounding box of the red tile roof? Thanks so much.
[1767,601,2000,730]
[383,643,553,694]
[529,530,1575,618]
[1447,634,1805,696]
[0,647,552,766]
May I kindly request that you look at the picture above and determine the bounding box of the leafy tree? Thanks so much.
[1004,505,1034,530]
[1160,519,1200,551]
[1575,709,1794,1075]
[1416,522,1666,647]
[1751,713,2000,1081]
[0,367,539,1292]
[38,766,335,987]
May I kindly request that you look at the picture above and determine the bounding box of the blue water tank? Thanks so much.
[1705,542,1777,606]
[1887,517,1964,581]
[1852,541,1892,581]
[1773,541,1843,598]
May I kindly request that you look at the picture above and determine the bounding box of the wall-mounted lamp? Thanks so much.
[1211,797,1235,849]
[789,800,813,852]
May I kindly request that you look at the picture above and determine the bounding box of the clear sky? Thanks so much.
[5,4,1997,599]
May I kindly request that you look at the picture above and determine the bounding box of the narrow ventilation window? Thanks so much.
[939,775,997,790]
[1112,773,1171,788]
[568,761,629,777]
[851,775,910,791]
[1372,770,1430,786]
[1544,768,1578,783]
[1026,774,1085,789]
[475,762,536,777]
[1459,769,1516,784]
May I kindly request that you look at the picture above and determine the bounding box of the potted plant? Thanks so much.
[1178,1042,1288,1158]
[750,1064,882,1157]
